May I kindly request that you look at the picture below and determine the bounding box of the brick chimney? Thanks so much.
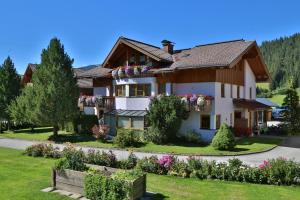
[161,40,174,54]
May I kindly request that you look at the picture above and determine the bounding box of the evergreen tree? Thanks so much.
[0,57,21,131]
[10,38,79,136]
[282,79,300,134]
[32,38,79,135]
[9,86,36,131]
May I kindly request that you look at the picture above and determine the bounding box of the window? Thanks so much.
[234,111,242,119]
[200,115,210,129]
[129,84,151,97]
[117,116,144,130]
[117,116,130,128]
[139,55,146,65]
[237,86,240,99]
[230,113,233,126]
[158,83,166,94]
[221,83,225,98]
[230,85,233,98]
[216,115,221,129]
[131,117,144,129]
[249,87,252,99]
[129,54,136,65]
[115,85,126,97]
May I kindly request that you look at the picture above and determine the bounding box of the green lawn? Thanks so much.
[0,127,282,156]
[0,147,300,200]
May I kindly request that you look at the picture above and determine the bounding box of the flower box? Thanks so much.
[52,166,146,200]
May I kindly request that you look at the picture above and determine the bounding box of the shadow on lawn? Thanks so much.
[13,127,53,134]
[48,133,97,144]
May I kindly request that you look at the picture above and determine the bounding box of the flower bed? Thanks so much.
[52,166,146,200]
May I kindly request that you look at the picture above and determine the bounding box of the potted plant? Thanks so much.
[125,66,134,77]
[117,67,125,78]
[134,66,141,76]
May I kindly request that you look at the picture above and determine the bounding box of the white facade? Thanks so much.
[107,59,258,141]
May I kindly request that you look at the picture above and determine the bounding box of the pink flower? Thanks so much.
[259,160,270,169]
[158,155,175,169]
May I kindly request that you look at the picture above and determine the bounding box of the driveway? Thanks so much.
[0,136,299,167]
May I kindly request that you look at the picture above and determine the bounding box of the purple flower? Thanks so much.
[190,94,198,103]
[141,65,151,73]
[125,66,134,76]
[158,155,175,169]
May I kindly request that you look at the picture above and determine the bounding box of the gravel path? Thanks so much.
[0,137,299,167]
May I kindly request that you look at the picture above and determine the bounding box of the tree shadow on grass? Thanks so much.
[48,133,97,144]
[13,127,53,134]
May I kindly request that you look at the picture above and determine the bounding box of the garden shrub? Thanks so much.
[113,129,141,148]
[85,149,117,167]
[182,130,203,144]
[136,156,161,174]
[168,160,191,178]
[85,169,143,200]
[79,114,99,133]
[146,95,189,144]
[118,152,138,169]
[212,123,236,150]
[24,143,61,158]
[60,145,87,171]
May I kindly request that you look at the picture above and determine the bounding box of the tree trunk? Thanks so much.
[7,120,11,131]
[0,121,2,133]
[53,125,59,136]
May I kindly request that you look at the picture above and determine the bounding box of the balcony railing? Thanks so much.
[79,96,115,111]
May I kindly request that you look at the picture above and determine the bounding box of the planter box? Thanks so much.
[52,166,146,200]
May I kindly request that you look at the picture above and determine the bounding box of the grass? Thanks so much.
[0,127,282,156]
[1,147,300,200]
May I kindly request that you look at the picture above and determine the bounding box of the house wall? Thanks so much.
[115,97,151,110]
[113,77,156,110]
[244,60,256,100]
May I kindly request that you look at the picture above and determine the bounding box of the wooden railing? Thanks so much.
[79,96,115,111]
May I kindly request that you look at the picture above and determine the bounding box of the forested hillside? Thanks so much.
[260,33,300,89]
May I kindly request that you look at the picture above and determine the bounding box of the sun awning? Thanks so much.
[233,99,271,110]
[106,109,147,117]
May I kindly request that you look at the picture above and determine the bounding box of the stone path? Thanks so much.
[0,136,300,167]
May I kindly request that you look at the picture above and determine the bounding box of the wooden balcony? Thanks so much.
[79,96,115,112]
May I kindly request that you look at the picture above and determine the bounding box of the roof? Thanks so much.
[77,78,93,88]
[155,40,255,72]
[233,98,271,110]
[74,65,99,77]
[106,109,147,117]
[76,65,112,78]
[102,36,174,67]
[122,37,173,62]
[256,98,279,107]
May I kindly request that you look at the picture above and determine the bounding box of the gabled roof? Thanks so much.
[256,98,279,107]
[102,36,173,67]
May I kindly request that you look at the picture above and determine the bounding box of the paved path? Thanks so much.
[0,137,300,167]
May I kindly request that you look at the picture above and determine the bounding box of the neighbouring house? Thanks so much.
[80,36,271,141]
[22,63,99,95]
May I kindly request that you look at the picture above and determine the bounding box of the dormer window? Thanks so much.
[140,55,146,65]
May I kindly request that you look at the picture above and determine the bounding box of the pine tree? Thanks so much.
[282,79,300,134]
[31,38,79,136]
[0,57,21,131]
[10,38,79,136]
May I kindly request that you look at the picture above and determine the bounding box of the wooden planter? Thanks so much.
[52,166,146,200]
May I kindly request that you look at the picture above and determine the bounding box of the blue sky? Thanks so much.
[0,0,299,73]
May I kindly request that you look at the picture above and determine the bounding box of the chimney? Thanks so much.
[161,40,174,54]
